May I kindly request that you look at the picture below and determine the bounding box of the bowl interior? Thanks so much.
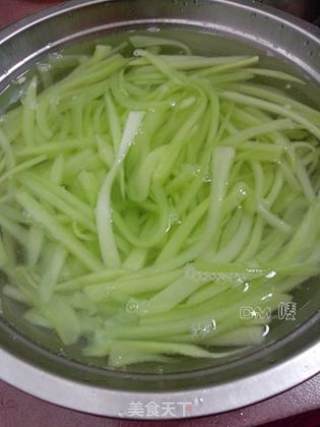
[0,1,320,394]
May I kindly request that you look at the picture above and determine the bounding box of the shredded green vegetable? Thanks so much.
[0,35,320,367]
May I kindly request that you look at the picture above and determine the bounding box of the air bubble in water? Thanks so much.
[261,292,273,301]
[37,63,52,72]
[239,184,247,197]
[126,301,138,313]
[50,94,60,107]
[126,299,146,314]
[263,324,270,337]
[243,282,250,292]
[147,27,160,33]
[166,211,181,232]
[266,270,276,279]
[203,175,212,183]
[16,76,26,85]
[114,354,123,365]
[191,319,216,337]
[157,366,165,374]
[191,165,201,177]
[57,347,66,357]
[50,52,63,61]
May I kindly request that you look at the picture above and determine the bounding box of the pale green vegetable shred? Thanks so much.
[0,35,319,367]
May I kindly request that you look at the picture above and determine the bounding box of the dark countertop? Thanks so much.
[0,1,319,426]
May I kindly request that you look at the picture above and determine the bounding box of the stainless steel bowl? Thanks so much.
[0,0,320,419]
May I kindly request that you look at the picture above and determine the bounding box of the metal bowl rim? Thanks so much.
[0,0,320,419]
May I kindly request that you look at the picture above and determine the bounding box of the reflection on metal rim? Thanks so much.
[0,0,320,418]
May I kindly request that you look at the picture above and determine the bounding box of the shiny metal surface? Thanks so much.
[260,0,320,22]
[0,0,320,419]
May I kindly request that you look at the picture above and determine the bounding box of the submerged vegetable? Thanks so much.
[0,35,320,367]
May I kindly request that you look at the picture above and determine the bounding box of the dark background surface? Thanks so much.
[0,1,320,426]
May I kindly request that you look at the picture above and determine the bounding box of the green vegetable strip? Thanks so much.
[40,297,80,345]
[111,292,287,339]
[3,285,27,303]
[186,281,231,307]
[257,202,292,234]
[39,243,66,302]
[207,213,253,263]
[232,83,320,122]
[220,119,295,146]
[123,247,147,271]
[246,68,305,84]
[24,173,93,218]
[21,174,96,232]
[24,308,50,328]
[276,204,320,265]
[201,147,235,252]
[0,155,47,185]
[85,338,236,359]
[77,170,98,206]
[147,288,290,330]
[133,49,185,84]
[237,216,264,262]
[295,157,315,201]
[203,326,265,347]
[156,199,209,263]
[221,91,320,139]
[15,192,101,271]
[85,270,181,301]
[105,93,121,151]
[158,146,235,270]
[129,55,254,70]
[143,275,208,315]
[26,226,44,266]
[17,140,85,157]
[56,269,126,292]
[0,235,8,268]
[22,78,37,146]
[0,128,15,170]
[197,56,259,76]
[130,35,192,55]
[0,213,28,245]
[96,111,144,267]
